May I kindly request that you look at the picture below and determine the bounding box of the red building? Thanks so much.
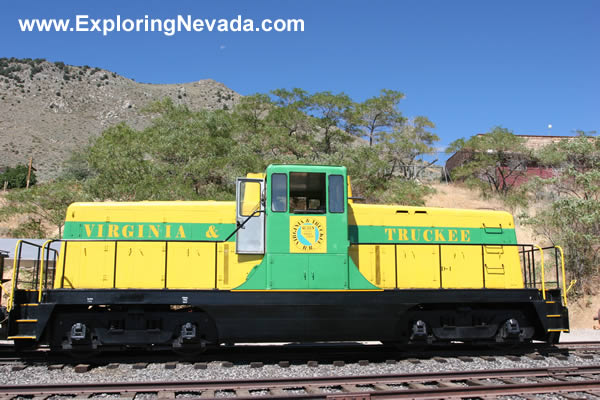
[445,134,575,187]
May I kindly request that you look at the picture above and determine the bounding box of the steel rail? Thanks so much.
[2,340,600,365]
[368,379,600,399]
[556,341,600,350]
[2,365,600,396]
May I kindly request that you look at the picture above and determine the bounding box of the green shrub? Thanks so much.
[0,164,37,189]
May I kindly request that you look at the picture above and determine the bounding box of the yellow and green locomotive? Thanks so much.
[2,164,569,352]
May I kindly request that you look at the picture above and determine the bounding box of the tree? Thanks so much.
[232,93,272,138]
[521,133,600,294]
[344,145,434,205]
[83,123,156,200]
[231,88,438,205]
[352,89,406,146]
[266,89,316,160]
[379,116,439,181]
[144,101,238,200]
[234,90,358,163]
[447,127,530,196]
[231,94,278,171]
[84,99,240,201]
[305,91,354,155]
[62,149,93,182]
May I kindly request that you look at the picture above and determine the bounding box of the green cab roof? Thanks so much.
[266,164,347,175]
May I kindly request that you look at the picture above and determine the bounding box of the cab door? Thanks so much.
[235,178,265,254]
[265,166,350,289]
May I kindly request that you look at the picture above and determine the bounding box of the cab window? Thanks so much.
[271,173,287,212]
[239,181,261,217]
[290,172,326,214]
[328,175,344,213]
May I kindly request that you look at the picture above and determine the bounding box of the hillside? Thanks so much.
[425,183,539,244]
[0,58,241,180]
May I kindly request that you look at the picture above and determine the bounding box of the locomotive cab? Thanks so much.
[235,165,377,290]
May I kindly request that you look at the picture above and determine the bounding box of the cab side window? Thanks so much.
[328,175,344,213]
[271,173,287,212]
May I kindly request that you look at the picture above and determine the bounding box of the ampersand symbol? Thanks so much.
[206,225,219,239]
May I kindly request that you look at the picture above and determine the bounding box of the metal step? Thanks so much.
[545,315,569,331]
[7,302,54,342]
[14,303,40,318]
[10,317,38,336]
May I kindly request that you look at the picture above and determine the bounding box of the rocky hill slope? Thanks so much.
[0,58,241,180]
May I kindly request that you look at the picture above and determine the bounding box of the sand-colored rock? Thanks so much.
[0,58,241,180]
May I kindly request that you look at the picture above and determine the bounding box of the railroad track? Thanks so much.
[1,341,599,370]
[2,365,600,399]
[557,341,600,350]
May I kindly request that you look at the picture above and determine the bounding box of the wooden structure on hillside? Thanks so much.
[445,134,575,187]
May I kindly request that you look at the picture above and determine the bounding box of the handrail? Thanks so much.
[353,242,553,296]
[534,245,546,300]
[566,279,576,295]
[226,209,263,242]
[9,239,568,308]
[7,240,23,312]
[7,240,59,310]
[555,245,567,306]
[38,240,54,303]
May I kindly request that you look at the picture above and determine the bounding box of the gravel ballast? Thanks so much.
[0,351,598,386]
[1,329,598,386]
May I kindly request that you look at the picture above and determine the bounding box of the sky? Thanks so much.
[1,0,598,158]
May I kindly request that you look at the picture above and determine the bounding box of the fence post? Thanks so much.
[26,157,33,189]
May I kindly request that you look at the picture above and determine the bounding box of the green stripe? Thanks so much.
[63,221,237,242]
[63,221,517,245]
[349,225,517,245]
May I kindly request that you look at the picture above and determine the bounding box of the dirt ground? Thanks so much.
[567,294,600,330]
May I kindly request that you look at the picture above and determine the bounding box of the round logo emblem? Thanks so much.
[291,218,326,252]
[297,222,319,246]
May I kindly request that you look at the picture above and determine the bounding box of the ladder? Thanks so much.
[6,240,58,342]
